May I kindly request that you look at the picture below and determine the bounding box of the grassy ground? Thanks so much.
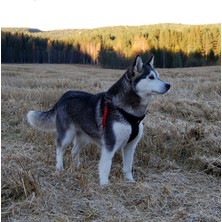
[1,64,221,221]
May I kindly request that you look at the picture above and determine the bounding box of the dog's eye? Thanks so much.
[149,75,154,80]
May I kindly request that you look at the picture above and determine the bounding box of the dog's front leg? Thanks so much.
[98,148,115,185]
[122,123,144,182]
[122,144,137,182]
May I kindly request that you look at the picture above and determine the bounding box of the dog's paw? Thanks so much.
[125,176,136,183]
[100,179,109,186]
[56,164,64,172]
[126,178,136,183]
[124,172,135,182]
[74,160,80,169]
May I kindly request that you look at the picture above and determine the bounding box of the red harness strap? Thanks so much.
[102,105,109,128]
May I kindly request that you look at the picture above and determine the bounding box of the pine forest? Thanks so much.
[1,24,221,68]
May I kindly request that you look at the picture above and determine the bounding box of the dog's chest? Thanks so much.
[118,108,145,143]
[101,102,145,143]
[112,122,132,145]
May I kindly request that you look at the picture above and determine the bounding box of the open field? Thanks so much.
[1,64,221,221]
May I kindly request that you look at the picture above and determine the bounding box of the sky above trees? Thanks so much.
[1,0,221,31]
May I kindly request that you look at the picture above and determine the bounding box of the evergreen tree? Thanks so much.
[1,24,220,67]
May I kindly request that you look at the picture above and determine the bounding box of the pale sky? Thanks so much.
[0,0,221,31]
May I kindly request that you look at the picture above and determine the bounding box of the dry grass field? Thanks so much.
[1,64,221,221]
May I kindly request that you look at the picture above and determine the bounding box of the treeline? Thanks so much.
[1,32,89,64]
[1,24,221,68]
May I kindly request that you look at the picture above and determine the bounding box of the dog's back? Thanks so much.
[27,90,105,137]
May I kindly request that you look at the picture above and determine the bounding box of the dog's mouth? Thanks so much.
[152,89,170,95]
[151,91,162,94]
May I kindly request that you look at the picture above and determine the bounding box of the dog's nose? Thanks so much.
[165,83,171,90]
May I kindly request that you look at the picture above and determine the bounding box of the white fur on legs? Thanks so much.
[56,126,75,171]
[99,148,115,185]
[122,123,144,182]
[99,122,131,185]
[56,147,65,171]
[71,136,86,168]
[73,153,80,169]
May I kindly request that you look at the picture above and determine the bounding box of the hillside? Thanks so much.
[1,24,221,68]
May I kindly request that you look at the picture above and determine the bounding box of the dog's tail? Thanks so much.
[27,108,56,132]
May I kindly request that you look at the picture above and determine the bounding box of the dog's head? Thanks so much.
[125,55,171,97]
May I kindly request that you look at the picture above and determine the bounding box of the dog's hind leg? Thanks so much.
[56,125,75,171]
[122,123,144,182]
[71,134,87,168]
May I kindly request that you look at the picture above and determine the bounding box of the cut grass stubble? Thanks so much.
[1,64,220,221]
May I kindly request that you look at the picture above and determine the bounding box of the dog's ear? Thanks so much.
[126,55,143,80]
[133,55,143,73]
[145,54,154,67]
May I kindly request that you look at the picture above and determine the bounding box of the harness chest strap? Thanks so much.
[118,108,145,142]
[102,104,145,142]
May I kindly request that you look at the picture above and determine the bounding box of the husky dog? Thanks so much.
[27,55,170,185]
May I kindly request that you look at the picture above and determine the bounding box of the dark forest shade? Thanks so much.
[1,24,221,68]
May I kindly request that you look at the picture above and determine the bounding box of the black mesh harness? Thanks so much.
[102,99,145,143]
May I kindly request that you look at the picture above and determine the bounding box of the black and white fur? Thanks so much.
[27,55,170,185]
